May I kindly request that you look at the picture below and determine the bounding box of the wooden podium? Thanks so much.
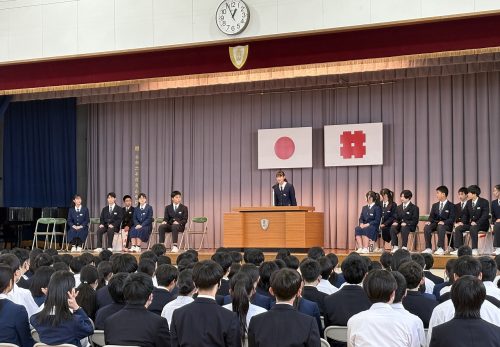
[223,206,324,248]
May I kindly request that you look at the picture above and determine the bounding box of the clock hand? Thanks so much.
[231,7,237,19]
[225,3,233,18]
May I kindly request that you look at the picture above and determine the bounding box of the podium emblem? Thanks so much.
[229,45,249,69]
[260,219,269,231]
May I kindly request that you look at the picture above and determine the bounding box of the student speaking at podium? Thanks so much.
[272,170,297,206]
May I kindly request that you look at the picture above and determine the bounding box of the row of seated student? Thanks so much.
[66,190,188,254]
[1,245,500,346]
[355,184,500,256]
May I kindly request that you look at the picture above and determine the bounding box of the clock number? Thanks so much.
[231,1,236,8]
[221,9,226,14]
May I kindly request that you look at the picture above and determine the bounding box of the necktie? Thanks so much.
[174,205,177,212]
[462,202,465,210]
[76,209,80,213]
[109,206,112,213]
[439,202,443,214]
[280,185,283,192]
[403,204,406,210]
[472,201,476,209]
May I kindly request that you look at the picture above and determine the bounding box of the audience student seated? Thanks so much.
[433,258,457,302]
[170,260,241,346]
[148,264,178,315]
[212,251,232,296]
[347,269,416,347]
[105,272,170,347]
[478,257,500,300]
[224,264,273,310]
[299,258,327,315]
[390,271,426,347]
[11,248,31,289]
[248,268,320,347]
[326,253,346,288]
[427,256,500,345]
[429,276,500,347]
[423,185,456,255]
[0,253,39,317]
[95,192,124,253]
[390,190,419,252]
[30,270,94,347]
[0,265,36,347]
[161,269,195,326]
[94,273,127,330]
[318,256,339,294]
[75,265,98,321]
[256,261,279,299]
[421,253,444,285]
[29,266,55,306]
[398,261,437,328]
[410,253,435,296]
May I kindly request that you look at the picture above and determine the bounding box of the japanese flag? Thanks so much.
[258,127,312,169]
[324,123,383,167]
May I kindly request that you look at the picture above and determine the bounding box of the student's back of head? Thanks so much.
[69,257,84,274]
[479,257,497,282]
[398,261,423,290]
[139,251,158,265]
[445,258,458,283]
[138,259,155,277]
[422,253,434,271]
[410,253,426,270]
[230,272,254,339]
[454,256,481,279]
[390,271,407,304]
[318,256,333,280]
[123,272,154,305]
[150,243,167,257]
[391,249,412,271]
[239,263,260,285]
[270,268,302,301]
[457,246,472,257]
[30,266,55,298]
[283,255,299,270]
[341,254,368,284]
[192,260,224,290]
[156,264,178,287]
[244,249,265,266]
[380,252,393,270]
[77,265,98,318]
[177,269,195,296]
[112,254,138,274]
[451,275,485,319]
[0,265,13,294]
[275,249,290,260]
[211,252,233,274]
[0,253,21,275]
[258,261,279,292]
[299,259,321,284]
[364,269,397,304]
[307,247,325,260]
[157,255,172,266]
[108,273,128,304]
[229,251,243,264]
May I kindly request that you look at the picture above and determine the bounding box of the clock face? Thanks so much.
[216,0,250,35]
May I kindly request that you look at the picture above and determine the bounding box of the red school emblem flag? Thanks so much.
[258,127,312,169]
[324,123,383,166]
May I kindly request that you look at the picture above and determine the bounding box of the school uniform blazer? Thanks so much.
[491,199,500,223]
[428,201,456,227]
[148,288,176,315]
[273,182,297,206]
[96,286,113,309]
[248,304,320,347]
[301,286,328,315]
[0,299,35,347]
[99,205,123,229]
[94,302,125,330]
[163,204,188,232]
[462,198,490,230]
[358,204,382,228]
[455,202,467,223]
[217,278,230,297]
[401,290,438,328]
[133,205,153,229]
[394,202,420,230]
[424,270,444,285]
[121,206,135,228]
[429,317,500,347]
[170,297,240,347]
[381,202,397,227]
[323,285,371,327]
[67,207,90,230]
[104,304,170,347]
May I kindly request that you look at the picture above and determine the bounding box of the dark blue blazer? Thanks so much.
[273,183,297,206]
[358,204,382,227]
[270,297,322,337]
[381,202,397,227]
[0,299,35,347]
[433,281,450,301]
[95,302,125,330]
[99,205,123,229]
[148,288,176,315]
[462,197,490,230]
[428,200,456,227]
[223,292,273,310]
[394,202,420,230]
[133,205,153,230]
[96,286,113,310]
[402,290,437,328]
[67,207,90,242]
[30,308,94,347]
[430,317,500,347]
[121,206,135,228]
[163,204,189,232]
[455,202,467,223]
[491,199,500,222]
[33,295,46,307]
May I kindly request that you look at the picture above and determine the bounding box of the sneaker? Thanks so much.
[391,246,399,254]
[136,245,142,253]
[107,248,113,252]
[472,249,479,256]
[450,250,458,256]
[372,248,383,253]
[494,248,500,255]
[131,246,138,253]
[76,246,82,252]
[359,248,369,254]
[171,245,179,253]
[434,248,445,255]
[356,248,364,253]
[402,246,408,251]
[70,246,77,253]
[94,248,103,253]
[422,248,433,254]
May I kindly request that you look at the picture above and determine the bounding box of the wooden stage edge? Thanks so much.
[61,248,460,270]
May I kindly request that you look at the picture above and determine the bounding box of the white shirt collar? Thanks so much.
[390,302,405,310]
[280,182,287,189]
[440,200,448,205]
[0,293,8,300]
[109,204,115,210]
[197,294,216,300]
[140,204,146,209]
[368,203,375,209]
[472,198,479,205]
[370,302,393,310]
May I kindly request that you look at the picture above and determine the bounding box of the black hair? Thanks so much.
[400,190,413,200]
[112,254,138,274]
[28,248,43,273]
[229,251,243,264]
[60,254,74,266]
[283,255,299,270]
[494,184,500,191]
[123,195,132,201]
[178,259,195,273]
[97,261,113,289]
[258,261,279,293]
[230,272,254,342]
[391,271,407,303]
[380,188,394,204]
[98,249,113,262]
[33,271,75,326]
[0,265,14,293]
[138,192,147,199]
[369,261,383,271]
[391,249,412,271]
[275,249,290,260]
[123,272,154,305]
[11,248,30,268]
[76,265,98,319]
[108,273,128,304]
[380,252,393,270]
[422,253,434,270]
[139,250,158,264]
[171,191,182,198]
[29,266,55,298]
[275,170,286,177]
[341,254,368,284]
[176,252,196,266]
[458,186,469,195]
[398,261,423,289]
[79,252,96,266]
[274,259,287,269]
[155,264,179,287]
[300,259,321,283]
[457,246,472,257]
[192,260,224,290]
[185,249,199,262]
[53,262,70,271]
[216,247,229,253]
[364,269,397,303]
[211,252,233,274]
[454,256,481,278]
[270,268,302,301]
[69,257,84,274]
[239,263,260,284]
[411,253,426,270]
[436,185,449,196]
[157,255,172,266]
[467,185,481,196]
[229,262,242,279]
[445,258,457,282]
[365,191,380,204]
[177,269,195,296]
[451,275,485,319]
[150,243,167,257]
[107,192,116,198]
[495,255,500,271]
[0,254,21,274]
[138,259,156,277]
[35,253,54,268]
[244,249,265,266]
[44,249,58,257]
[318,256,333,280]
[307,247,325,260]
[479,256,497,282]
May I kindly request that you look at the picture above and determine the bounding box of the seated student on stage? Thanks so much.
[355,191,382,254]
[104,273,170,347]
[390,271,426,347]
[129,193,154,253]
[451,187,469,251]
[380,188,398,248]
[399,261,437,328]
[212,251,232,296]
[148,264,178,315]
[427,256,500,345]
[422,253,444,285]
[492,185,500,255]
[0,254,38,318]
[390,190,419,253]
[348,269,415,347]
[67,194,90,252]
[224,272,267,342]
[423,186,456,255]
[248,268,320,347]
[0,265,36,347]
[430,276,500,347]
[158,191,188,253]
[75,265,98,321]
[95,273,128,330]
[29,266,55,307]
[31,271,94,347]
[161,269,195,326]
[171,260,240,346]
[95,192,124,252]
[121,195,135,251]
[451,185,490,256]
[299,258,327,315]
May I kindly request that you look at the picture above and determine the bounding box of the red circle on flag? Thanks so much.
[274,137,295,160]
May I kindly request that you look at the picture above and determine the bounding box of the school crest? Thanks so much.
[260,218,269,231]
[229,45,249,69]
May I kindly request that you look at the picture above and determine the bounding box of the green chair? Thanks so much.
[408,215,429,251]
[31,218,56,250]
[83,218,101,250]
[180,217,208,251]
[148,217,165,249]
[52,218,67,250]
